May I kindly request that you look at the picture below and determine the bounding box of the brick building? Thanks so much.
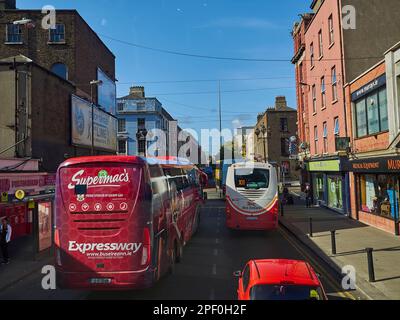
[254,96,299,182]
[0,0,116,103]
[292,0,400,215]
[0,0,117,171]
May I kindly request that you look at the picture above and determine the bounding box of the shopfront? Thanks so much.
[345,157,400,235]
[0,173,55,241]
[307,158,350,214]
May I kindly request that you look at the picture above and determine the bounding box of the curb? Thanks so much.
[279,214,391,300]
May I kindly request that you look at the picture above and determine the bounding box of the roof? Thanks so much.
[58,156,147,169]
[250,259,320,287]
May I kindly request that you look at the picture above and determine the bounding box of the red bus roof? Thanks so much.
[249,259,320,287]
[58,156,147,169]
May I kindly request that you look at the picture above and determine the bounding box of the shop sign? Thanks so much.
[344,156,400,173]
[308,160,340,172]
[15,190,25,201]
[1,192,8,203]
[351,74,386,101]
[0,173,56,195]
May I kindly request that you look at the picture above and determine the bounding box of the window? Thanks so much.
[49,24,65,43]
[138,118,145,129]
[332,66,338,101]
[138,139,146,155]
[318,30,323,57]
[117,102,125,112]
[314,126,318,153]
[321,77,326,109]
[328,15,334,45]
[334,117,340,136]
[312,85,317,113]
[6,24,22,43]
[242,265,251,292]
[323,122,328,153]
[281,138,289,157]
[310,42,314,67]
[280,118,288,132]
[355,88,388,138]
[51,63,68,80]
[118,140,127,154]
[358,174,399,220]
[118,119,126,133]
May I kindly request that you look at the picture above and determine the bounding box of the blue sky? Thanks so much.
[21,0,310,148]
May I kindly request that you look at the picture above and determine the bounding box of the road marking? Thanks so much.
[213,249,219,256]
[279,227,356,300]
[212,264,217,275]
[216,239,220,245]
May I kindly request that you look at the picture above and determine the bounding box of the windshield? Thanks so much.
[250,285,324,301]
[235,169,270,189]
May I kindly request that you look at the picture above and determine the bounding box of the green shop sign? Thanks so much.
[308,160,340,172]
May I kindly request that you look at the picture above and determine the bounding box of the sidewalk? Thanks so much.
[280,193,400,300]
[0,235,53,292]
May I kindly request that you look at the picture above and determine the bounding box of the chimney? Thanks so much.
[275,96,287,111]
[129,86,145,98]
[0,0,16,9]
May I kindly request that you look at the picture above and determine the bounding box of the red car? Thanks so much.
[234,259,328,300]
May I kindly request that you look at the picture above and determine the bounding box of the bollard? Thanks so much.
[309,218,313,238]
[366,248,375,283]
[331,230,337,255]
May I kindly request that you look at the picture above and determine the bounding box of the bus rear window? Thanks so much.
[235,169,270,189]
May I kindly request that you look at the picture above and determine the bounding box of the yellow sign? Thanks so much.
[28,201,35,209]
[15,190,25,201]
[1,192,8,203]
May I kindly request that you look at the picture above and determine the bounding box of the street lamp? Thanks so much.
[89,80,103,155]
[255,124,268,163]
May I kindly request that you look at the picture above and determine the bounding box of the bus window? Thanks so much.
[235,169,270,190]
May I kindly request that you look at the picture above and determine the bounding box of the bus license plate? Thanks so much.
[246,217,258,221]
[89,278,112,284]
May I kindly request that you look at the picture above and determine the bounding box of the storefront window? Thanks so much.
[328,176,343,210]
[359,174,399,220]
[313,174,325,203]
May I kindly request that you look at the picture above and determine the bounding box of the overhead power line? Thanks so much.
[99,33,382,63]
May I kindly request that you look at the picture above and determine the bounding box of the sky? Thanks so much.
[20,0,310,153]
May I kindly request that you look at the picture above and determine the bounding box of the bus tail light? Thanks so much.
[54,228,60,248]
[141,228,151,266]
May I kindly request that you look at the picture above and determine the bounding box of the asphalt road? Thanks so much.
[0,199,364,300]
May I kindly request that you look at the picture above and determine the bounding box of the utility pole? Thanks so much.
[219,81,223,163]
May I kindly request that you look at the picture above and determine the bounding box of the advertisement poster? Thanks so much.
[71,95,117,152]
[365,176,376,212]
[38,202,52,252]
[97,68,116,115]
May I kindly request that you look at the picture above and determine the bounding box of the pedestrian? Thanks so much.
[305,184,312,208]
[0,218,12,264]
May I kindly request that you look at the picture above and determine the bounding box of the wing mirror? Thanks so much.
[233,271,242,278]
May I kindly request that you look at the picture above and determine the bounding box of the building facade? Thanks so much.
[342,46,400,235]
[254,96,300,182]
[0,2,116,104]
[117,87,176,157]
[292,0,400,216]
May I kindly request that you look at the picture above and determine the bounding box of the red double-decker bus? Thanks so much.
[54,156,204,290]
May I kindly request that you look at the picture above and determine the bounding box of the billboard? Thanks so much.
[71,95,117,152]
[97,68,116,115]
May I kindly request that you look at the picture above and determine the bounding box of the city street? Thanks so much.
[0,198,365,300]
